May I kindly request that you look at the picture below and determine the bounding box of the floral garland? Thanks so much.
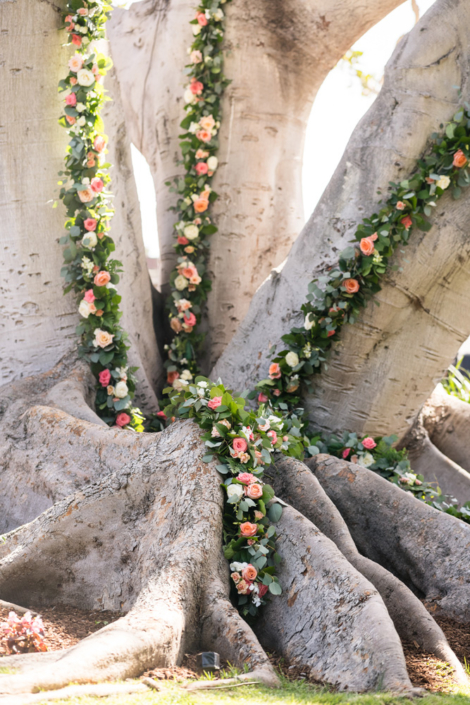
[58,1,142,431]
[164,0,231,389]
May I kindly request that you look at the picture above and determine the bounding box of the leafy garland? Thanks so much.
[164,0,231,388]
[58,0,143,431]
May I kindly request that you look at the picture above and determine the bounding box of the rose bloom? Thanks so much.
[66,115,76,125]
[182,264,198,279]
[254,510,264,521]
[362,437,377,450]
[166,371,179,385]
[189,272,202,285]
[237,472,255,485]
[236,580,250,595]
[99,369,112,387]
[196,149,209,159]
[94,270,111,287]
[245,483,263,500]
[269,363,281,379]
[240,522,258,537]
[267,430,278,445]
[83,289,95,304]
[233,437,248,454]
[176,298,192,312]
[196,129,211,143]
[70,77,77,86]
[401,215,413,230]
[286,380,299,393]
[78,188,94,203]
[65,93,77,106]
[177,235,189,245]
[157,411,167,420]
[115,381,129,399]
[344,278,359,294]
[242,564,258,582]
[208,396,222,410]
[174,274,188,291]
[342,448,351,459]
[327,330,335,337]
[396,201,405,210]
[258,392,268,403]
[84,218,97,231]
[190,80,204,95]
[191,50,203,63]
[91,177,104,193]
[199,115,215,131]
[238,452,250,464]
[116,412,131,428]
[360,232,378,256]
[194,197,209,213]
[254,450,264,465]
[94,329,114,348]
[258,584,269,599]
[170,317,183,333]
[78,7,88,15]
[183,311,197,327]
[94,135,107,152]
[453,149,467,168]
[195,162,208,175]
[196,11,208,26]
[77,69,95,87]
[231,572,241,583]
[184,224,199,240]
[207,156,218,172]
[72,34,82,47]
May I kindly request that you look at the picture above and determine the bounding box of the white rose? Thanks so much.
[173,378,188,391]
[207,156,218,171]
[304,314,315,330]
[213,8,224,20]
[197,381,208,388]
[115,381,129,399]
[76,103,86,112]
[82,232,97,248]
[184,87,196,104]
[227,484,244,500]
[78,25,88,34]
[192,24,201,35]
[78,300,91,318]
[174,274,188,291]
[184,224,199,240]
[436,175,450,190]
[82,177,90,185]
[77,116,86,127]
[285,351,299,368]
[358,452,375,468]
[77,69,95,87]
[181,369,193,381]
[189,122,199,134]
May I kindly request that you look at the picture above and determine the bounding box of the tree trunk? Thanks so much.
[108,0,405,370]
[214,0,470,441]
[0,0,161,409]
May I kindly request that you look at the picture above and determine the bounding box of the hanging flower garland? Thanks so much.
[164,0,231,389]
[58,1,142,431]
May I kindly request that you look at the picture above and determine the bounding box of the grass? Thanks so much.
[35,678,470,705]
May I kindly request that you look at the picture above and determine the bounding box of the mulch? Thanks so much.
[0,605,469,692]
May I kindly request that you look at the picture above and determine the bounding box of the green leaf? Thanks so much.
[202,454,214,463]
[269,581,282,595]
[267,503,283,523]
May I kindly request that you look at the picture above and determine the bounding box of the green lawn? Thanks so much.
[36,679,470,705]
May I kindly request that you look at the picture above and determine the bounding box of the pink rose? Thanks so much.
[99,369,111,387]
[267,430,277,445]
[273,388,281,396]
[94,271,111,287]
[77,7,88,15]
[342,448,351,459]
[196,11,208,26]
[258,584,269,598]
[157,411,167,419]
[72,34,82,47]
[94,135,107,153]
[237,473,255,485]
[84,218,97,231]
[190,80,204,95]
[91,178,104,193]
[232,437,248,454]
[196,130,211,143]
[65,93,77,106]
[177,235,189,245]
[191,50,203,64]
[116,412,131,427]
[84,289,95,303]
[401,216,413,230]
[195,162,208,175]
[208,396,222,410]
[269,363,281,379]
[362,437,377,450]
[242,564,258,582]
[258,393,268,403]
[183,311,197,328]
[240,522,258,537]
[245,483,263,500]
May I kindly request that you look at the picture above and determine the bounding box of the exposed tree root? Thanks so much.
[0,681,150,705]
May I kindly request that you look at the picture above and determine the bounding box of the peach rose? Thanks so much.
[196,129,211,143]
[240,522,258,537]
[170,317,183,333]
[78,188,95,203]
[189,272,202,285]
[344,278,359,294]
[196,149,209,159]
[231,572,241,583]
[269,363,281,379]
[195,162,208,175]
[94,135,107,153]
[199,115,215,131]
[94,329,114,348]
[236,580,250,594]
[245,483,263,500]
[238,473,255,484]
[401,215,412,230]
[194,198,209,213]
[176,299,192,312]
[242,565,258,582]
[359,233,377,256]
[94,271,111,287]
[191,50,203,64]
[254,510,264,520]
[238,452,250,464]
[453,149,467,168]
[233,437,248,454]
[396,201,405,210]
[66,115,76,125]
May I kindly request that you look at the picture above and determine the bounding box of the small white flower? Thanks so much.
[197,387,206,398]
[77,116,86,127]
[184,224,199,240]
[207,156,218,171]
[173,378,188,391]
[304,314,315,330]
[78,300,92,318]
[181,369,193,381]
[76,103,86,112]
[230,561,247,572]
[285,351,299,368]
[253,596,261,607]
[184,87,197,104]
[226,484,244,500]
[436,175,451,190]
[82,177,90,185]
[197,381,208,388]
[189,121,200,134]
[192,24,201,36]
[213,8,224,20]
[358,452,375,468]
[81,257,94,274]
[115,381,129,399]
[82,231,97,248]
[258,420,270,432]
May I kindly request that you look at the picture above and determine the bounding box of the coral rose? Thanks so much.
[232,437,248,454]
[72,34,82,47]
[194,197,209,213]
[196,129,211,143]
[183,311,197,327]
[396,201,405,210]
[360,234,377,256]
[242,564,258,582]
[237,473,255,485]
[453,149,467,168]
[208,396,222,410]
[167,370,180,385]
[91,177,104,193]
[93,329,114,348]
[116,412,131,427]
[84,218,97,231]
[78,188,94,203]
[269,363,281,379]
[94,270,111,287]
[240,522,258,537]
[99,369,111,387]
[65,93,77,106]
[401,215,412,230]
[177,235,189,245]
[195,162,208,175]
[66,115,76,125]
[258,392,268,403]
[196,11,208,26]
[94,135,107,153]
[245,483,263,500]
[344,278,359,294]
[267,430,278,445]
[362,437,377,450]
[190,80,204,95]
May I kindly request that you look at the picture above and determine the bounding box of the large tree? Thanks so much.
[1,0,470,698]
